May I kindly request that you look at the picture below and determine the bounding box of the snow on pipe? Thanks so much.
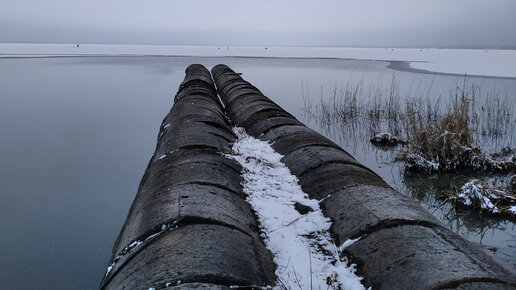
[100,64,276,289]
[211,64,516,289]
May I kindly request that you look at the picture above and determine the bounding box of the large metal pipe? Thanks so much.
[101,64,275,289]
[211,64,516,289]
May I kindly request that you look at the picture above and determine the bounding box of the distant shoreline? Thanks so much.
[386,60,516,80]
[1,43,515,79]
[2,53,516,80]
[2,42,516,51]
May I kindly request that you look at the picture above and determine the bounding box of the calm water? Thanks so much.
[0,56,514,289]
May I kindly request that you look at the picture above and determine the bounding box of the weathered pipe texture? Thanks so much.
[211,64,516,290]
[101,64,276,289]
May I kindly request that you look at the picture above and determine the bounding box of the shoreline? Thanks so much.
[2,53,515,80]
[386,60,516,80]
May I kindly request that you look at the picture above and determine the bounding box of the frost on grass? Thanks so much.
[400,145,515,173]
[450,179,516,216]
[226,127,365,290]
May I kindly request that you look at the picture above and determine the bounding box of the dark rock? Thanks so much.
[294,202,314,215]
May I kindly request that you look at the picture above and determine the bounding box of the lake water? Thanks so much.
[0,54,515,289]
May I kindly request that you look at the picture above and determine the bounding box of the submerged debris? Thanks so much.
[370,132,406,146]
[449,179,516,216]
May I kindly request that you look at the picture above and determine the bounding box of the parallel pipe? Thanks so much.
[211,64,516,289]
[101,64,275,289]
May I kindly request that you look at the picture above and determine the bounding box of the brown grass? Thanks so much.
[302,76,515,173]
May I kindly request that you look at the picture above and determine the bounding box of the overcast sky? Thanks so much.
[1,0,515,47]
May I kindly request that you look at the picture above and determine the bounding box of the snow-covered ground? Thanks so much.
[1,43,515,78]
[226,127,364,290]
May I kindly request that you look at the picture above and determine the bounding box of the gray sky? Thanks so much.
[1,0,515,47]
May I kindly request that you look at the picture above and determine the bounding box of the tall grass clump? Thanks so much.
[398,83,514,173]
[303,76,516,173]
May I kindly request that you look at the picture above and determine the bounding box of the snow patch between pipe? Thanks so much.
[226,127,365,290]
